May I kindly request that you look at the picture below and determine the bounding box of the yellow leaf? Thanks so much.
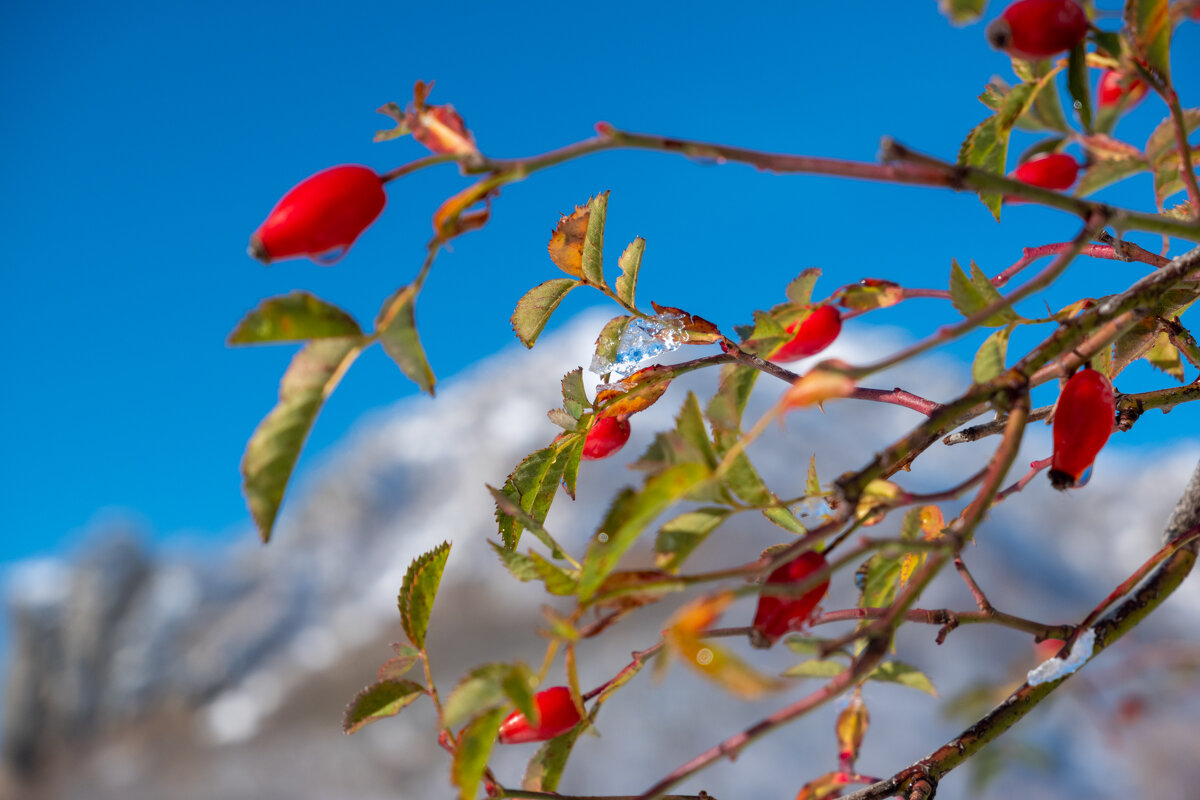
[854,480,903,527]
[664,591,783,699]
[432,180,495,240]
[547,201,592,278]
[835,689,869,767]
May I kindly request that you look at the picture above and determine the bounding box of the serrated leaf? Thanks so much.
[706,364,759,434]
[938,0,985,24]
[443,663,534,731]
[868,660,938,696]
[1066,42,1092,133]
[490,540,541,581]
[1125,0,1171,85]
[522,722,585,792]
[342,679,425,734]
[1079,134,1146,162]
[373,101,412,142]
[452,707,505,800]
[559,435,585,501]
[958,82,1038,219]
[377,285,436,395]
[785,268,822,305]
[1075,157,1150,196]
[655,507,730,572]
[949,259,1020,327]
[594,365,673,418]
[547,201,590,278]
[1023,62,1072,134]
[857,550,904,609]
[972,325,1012,383]
[547,408,578,431]
[1146,332,1184,380]
[378,652,421,681]
[528,550,579,595]
[763,506,807,534]
[806,455,821,497]
[839,279,903,310]
[1147,110,1200,164]
[241,337,363,541]
[898,506,943,588]
[782,659,846,678]
[399,541,451,650]
[581,191,609,288]
[488,482,570,559]
[579,463,710,602]
[592,315,634,377]
[511,278,581,349]
[615,237,645,309]
[674,392,718,467]
[561,367,589,419]
[228,291,362,345]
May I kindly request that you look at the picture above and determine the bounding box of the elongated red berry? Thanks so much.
[497,686,582,744]
[772,305,842,363]
[986,0,1088,60]
[249,165,386,265]
[751,550,830,647]
[1097,69,1147,109]
[1011,153,1079,191]
[582,415,631,460]
[1049,366,1115,490]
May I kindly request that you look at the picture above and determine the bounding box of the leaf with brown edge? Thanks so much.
[594,569,684,611]
[432,179,496,240]
[373,101,411,142]
[242,337,364,542]
[595,364,673,418]
[377,284,436,395]
[228,291,362,345]
[836,689,869,768]
[795,771,853,800]
[343,679,425,734]
[1125,0,1172,86]
[592,315,634,377]
[547,199,593,278]
[442,663,536,731]
[1078,134,1146,162]
[655,507,730,573]
[511,278,582,348]
[786,268,822,305]
[399,542,451,650]
[615,237,645,309]
[650,301,722,344]
[838,278,903,311]
[937,0,985,25]
[1075,157,1149,197]
[1146,332,1184,381]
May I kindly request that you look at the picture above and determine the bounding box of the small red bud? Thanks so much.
[771,305,842,363]
[1097,69,1147,109]
[751,550,830,647]
[249,165,386,265]
[986,0,1088,60]
[1010,153,1079,192]
[582,415,631,460]
[1049,367,1115,490]
[1034,638,1064,662]
[497,686,582,744]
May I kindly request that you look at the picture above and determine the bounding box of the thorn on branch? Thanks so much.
[907,777,937,800]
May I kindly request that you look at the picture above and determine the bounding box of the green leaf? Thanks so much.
[782,659,845,678]
[785,268,822,305]
[806,455,821,497]
[1146,332,1184,380]
[581,191,610,288]
[972,325,1012,383]
[1146,110,1200,165]
[593,315,634,377]
[868,661,938,696]
[857,550,904,610]
[377,285,436,395]
[579,463,710,602]
[452,707,505,800]
[1022,63,1071,134]
[528,550,579,595]
[615,237,645,309]
[706,364,760,434]
[1075,157,1150,196]
[399,541,452,650]
[937,0,985,24]
[675,392,719,468]
[342,679,425,734]
[511,278,582,349]
[228,291,362,344]
[1125,0,1171,85]
[762,506,807,534]
[488,483,570,560]
[547,408,578,431]
[1066,42,1092,133]
[958,82,1038,220]
[949,259,1020,327]
[561,367,589,419]
[559,434,585,501]
[522,723,586,793]
[1111,317,1160,378]
[654,507,731,572]
[443,663,534,731]
[784,636,845,657]
[241,337,363,541]
[489,540,541,581]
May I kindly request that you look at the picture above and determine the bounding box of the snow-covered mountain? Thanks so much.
[3,313,1198,800]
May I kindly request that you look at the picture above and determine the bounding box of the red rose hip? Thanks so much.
[1049,366,1115,490]
[751,550,830,647]
[249,164,387,265]
[582,415,631,460]
[986,0,1088,60]
[1097,69,1147,109]
[1011,153,1079,191]
[772,305,842,363]
[497,686,582,744]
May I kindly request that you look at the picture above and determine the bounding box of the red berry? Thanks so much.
[1011,153,1079,191]
[1034,638,1064,662]
[1097,69,1147,109]
[772,305,842,363]
[1049,366,1115,490]
[497,686,582,744]
[249,165,386,265]
[751,550,830,647]
[986,0,1088,60]
[582,415,631,460]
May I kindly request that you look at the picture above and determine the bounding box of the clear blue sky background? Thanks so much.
[2,1,1198,563]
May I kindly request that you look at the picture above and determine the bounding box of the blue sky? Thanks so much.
[2,1,1198,562]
